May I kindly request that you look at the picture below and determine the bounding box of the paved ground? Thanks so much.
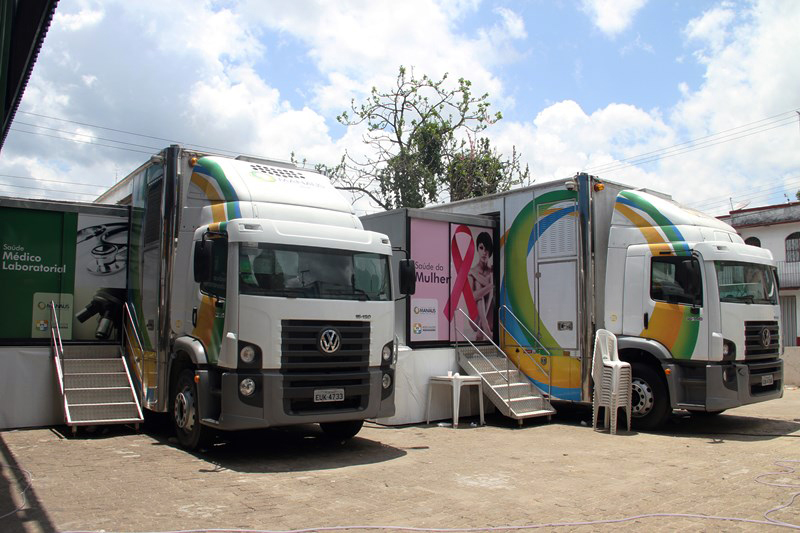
[2,388,799,533]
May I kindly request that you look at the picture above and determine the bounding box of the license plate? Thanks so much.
[314,388,345,403]
[761,374,774,387]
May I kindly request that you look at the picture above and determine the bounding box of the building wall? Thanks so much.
[725,208,800,346]
[737,220,800,263]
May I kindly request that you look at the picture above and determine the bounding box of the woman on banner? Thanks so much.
[469,231,494,340]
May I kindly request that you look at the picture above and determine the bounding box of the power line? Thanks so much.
[9,127,156,155]
[14,121,162,152]
[18,110,243,156]
[686,175,800,212]
[585,113,798,174]
[0,173,109,191]
[585,109,799,173]
[0,182,97,198]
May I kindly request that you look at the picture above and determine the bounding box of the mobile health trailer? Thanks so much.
[362,208,554,424]
[429,173,783,429]
[0,196,130,429]
[95,145,413,448]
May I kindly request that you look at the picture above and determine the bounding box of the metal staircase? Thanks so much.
[455,308,555,424]
[51,303,143,432]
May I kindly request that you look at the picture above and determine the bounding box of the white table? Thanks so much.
[425,374,485,428]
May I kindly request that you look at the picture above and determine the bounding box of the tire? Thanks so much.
[630,362,671,430]
[172,369,213,450]
[319,420,364,440]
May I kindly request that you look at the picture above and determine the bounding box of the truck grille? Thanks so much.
[280,320,370,415]
[744,321,780,359]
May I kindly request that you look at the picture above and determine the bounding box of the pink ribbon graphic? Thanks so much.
[445,225,478,321]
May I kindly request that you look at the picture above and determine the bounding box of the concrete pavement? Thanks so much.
[1,388,799,533]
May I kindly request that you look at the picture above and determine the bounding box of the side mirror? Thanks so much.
[193,240,213,283]
[399,259,416,295]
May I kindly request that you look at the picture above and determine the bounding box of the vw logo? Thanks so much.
[760,327,772,348]
[318,328,341,354]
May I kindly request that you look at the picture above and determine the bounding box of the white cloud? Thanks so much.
[239,0,514,117]
[53,1,105,31]
[580,0,648,37]
[485,0,800,214]
[493,7,527,40]
[684,4,736,54]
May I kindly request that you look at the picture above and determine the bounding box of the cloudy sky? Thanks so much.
[0,0,798,215]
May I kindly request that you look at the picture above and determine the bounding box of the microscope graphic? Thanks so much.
[75,288,126,340]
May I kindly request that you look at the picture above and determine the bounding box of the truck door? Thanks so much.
[641,250,707,360]
[137,166,164,405]
[533,189,578,351]
[192,236,229,365]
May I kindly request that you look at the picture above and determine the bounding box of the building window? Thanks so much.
[745,237,761,247]
[786,232,800,262]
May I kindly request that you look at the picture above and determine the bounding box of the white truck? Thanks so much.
[97,145,414,448]
[431,173,783,428]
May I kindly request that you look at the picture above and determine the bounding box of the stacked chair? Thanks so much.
[591,329,632,434]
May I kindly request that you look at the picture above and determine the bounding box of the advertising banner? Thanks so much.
[409,218,450,343]
[0,205,128,343]
[448,224,495,343]
[409,217,495,345]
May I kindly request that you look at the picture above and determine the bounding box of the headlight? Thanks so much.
[240,345,256,364]
[239,378,256,396]
[382,345,392,362]
[382,372,392,389]
[722,339,735,359]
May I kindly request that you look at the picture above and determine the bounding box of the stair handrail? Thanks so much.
[499,305,552,399]
[122,302,145,387]
[454,308,515,403]
[49,301,71,424]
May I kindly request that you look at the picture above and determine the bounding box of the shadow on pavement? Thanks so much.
[0,434,57,533]
[473,401,800,442]
[659,411,800,441]
[136,413,409,473]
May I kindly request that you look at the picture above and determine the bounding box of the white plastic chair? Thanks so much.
[592,330,632,434]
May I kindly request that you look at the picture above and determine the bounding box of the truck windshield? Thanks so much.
[238,242,391,301]
[715,261,778,305]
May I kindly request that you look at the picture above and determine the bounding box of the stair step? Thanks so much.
[481,371,523,386]
[491,384,537,399]
[508,396,551,415]
[64,372,130,389]
[512,408,557,418]
[66,387,135,404]
[63,358,124,374]
[67,402,141,423]
[62,345,120,359]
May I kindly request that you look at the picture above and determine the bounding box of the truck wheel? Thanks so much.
[630,362,671,430]
[172,369,212,450]
[320,420,364,440]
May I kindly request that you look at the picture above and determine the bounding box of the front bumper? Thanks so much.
[196,367,395,431]
[665,359,784,412]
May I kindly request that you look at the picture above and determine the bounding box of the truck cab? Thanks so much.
[606,190,783,427]
[185,217,397,443]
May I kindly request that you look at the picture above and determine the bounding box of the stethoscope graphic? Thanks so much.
[76,222,128,276]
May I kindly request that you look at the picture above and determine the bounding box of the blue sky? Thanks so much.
[0,0,798,214]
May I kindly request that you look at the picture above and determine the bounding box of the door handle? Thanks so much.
[192,307,197,327]
[643,312,649,329]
